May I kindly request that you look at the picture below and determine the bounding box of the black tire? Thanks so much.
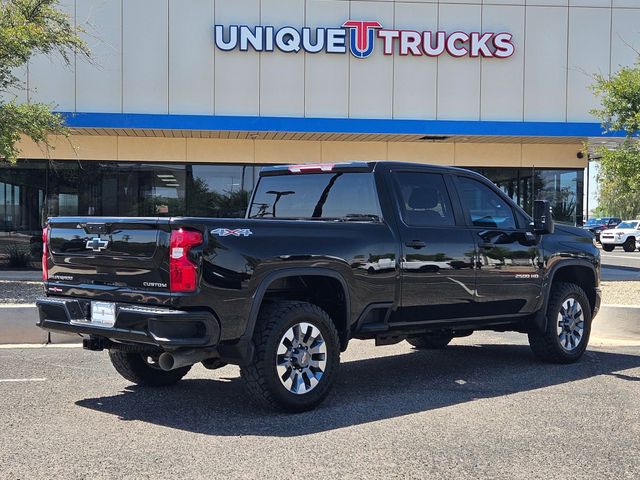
[623,238,636,252]
[240,301,340,412]
[602,244,615,252]
[108,349,191,386]
[406,334,453,349]
[528,282,592,364]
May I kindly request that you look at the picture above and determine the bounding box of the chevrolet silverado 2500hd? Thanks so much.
[37,162,601,412]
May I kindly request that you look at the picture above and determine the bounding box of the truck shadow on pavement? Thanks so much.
[76,344,640,437]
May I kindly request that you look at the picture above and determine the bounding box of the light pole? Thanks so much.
[586,153,601,223]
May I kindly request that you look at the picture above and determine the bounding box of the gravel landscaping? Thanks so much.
[600,281,640,306]
[0,281,44,304]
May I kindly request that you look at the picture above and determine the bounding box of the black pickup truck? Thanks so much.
[37,161,601,412]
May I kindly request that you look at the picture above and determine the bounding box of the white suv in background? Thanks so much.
[600,220,640,252]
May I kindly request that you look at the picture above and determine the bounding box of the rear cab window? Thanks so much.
[248,172,382,221]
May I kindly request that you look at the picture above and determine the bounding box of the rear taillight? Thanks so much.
[169,228,203,293]
[42,226,49,282]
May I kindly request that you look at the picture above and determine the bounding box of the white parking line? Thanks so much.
[0,378,46,383]
[590,336,640,347]
[0,343,82,349]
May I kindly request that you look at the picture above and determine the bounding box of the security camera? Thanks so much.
[576,151,584,159]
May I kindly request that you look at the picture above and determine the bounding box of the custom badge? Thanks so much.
[211,228,253,237]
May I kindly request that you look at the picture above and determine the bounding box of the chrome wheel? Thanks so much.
[556,297,584,351]
[276,322,327,395]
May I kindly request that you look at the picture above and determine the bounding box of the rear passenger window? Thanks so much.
[394,172,455,227]
[458,176,516,229]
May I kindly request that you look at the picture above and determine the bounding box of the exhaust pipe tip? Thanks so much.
[158,350,218,371]
[158,352,176,371]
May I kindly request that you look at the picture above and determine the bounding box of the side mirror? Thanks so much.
[533,200,555,234]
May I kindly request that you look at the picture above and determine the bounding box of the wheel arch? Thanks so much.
[533,260,598,332]
[241,268,351,349]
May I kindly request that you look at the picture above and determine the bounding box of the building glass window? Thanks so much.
[47,160,80,218]
[534,169,583,226]
[0,160,47,233]
[0,160,47,263]
[0,161,585,238]
[136,164,187,216]
[47,162,189,217]
[187,164,254,217]
[466,167,583,226]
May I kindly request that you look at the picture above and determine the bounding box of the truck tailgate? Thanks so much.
[45,217,172,303]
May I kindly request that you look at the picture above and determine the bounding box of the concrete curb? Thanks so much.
[0,270,41,281]
[602,265,640,273]
[0,304,79,345]
[0,305,46,344]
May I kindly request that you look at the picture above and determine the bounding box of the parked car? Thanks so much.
[583,217,622,242]
[600,220,640,252]
[37,162,601,412]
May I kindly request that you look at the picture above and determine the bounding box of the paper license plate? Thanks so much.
[90,301,116,327]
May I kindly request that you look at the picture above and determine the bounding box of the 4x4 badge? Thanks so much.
[211,228,252,237]
[86,237,109,252]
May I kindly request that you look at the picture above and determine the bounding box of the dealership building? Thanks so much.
[3,0,638,235]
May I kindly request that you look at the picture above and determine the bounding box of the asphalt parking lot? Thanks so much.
[601,248,640,268]
[1,331,639,479]
[601,248,640,282]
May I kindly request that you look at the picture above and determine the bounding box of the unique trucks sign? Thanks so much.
[214,21,514,59]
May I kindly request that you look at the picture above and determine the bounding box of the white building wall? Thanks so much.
[349,1,394,118]
[28,0,76,110]
[169,0,215,115]
[304,1,350,117]
[392,2,438,120]
[480,4,525,121]
[523,6,568,121]
[566,6,611,121]
[214,0,260,115]
[21,0,640,122]
[437,3,481,120]
[122,0,169,113]
[76,0,122,113]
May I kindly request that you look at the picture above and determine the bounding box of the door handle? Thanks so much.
[405,240,426,249]
[478,242,494,249]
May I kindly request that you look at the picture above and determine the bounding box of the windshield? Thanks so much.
[585,218,605,226]
[617,221,638,229]
[248,172,382,220]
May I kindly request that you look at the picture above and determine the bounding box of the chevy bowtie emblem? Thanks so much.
[86,237,109,252]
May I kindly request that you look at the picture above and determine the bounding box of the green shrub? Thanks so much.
[6,244,32,268]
